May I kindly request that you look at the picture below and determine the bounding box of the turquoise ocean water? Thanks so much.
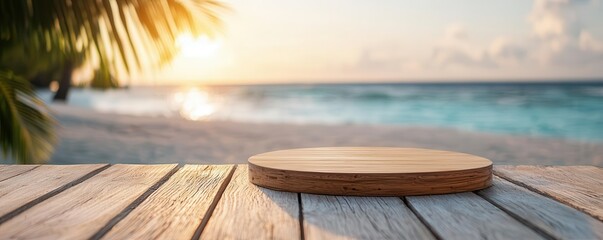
[38,82,603,142]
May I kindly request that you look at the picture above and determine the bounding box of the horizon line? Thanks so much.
[120,78,603,88]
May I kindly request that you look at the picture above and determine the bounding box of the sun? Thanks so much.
[176,34,222,59]
[154,34,230,83]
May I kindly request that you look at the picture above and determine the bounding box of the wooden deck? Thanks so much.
[0,164,602,239]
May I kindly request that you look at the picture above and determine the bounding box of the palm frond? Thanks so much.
[0,70,56,164]
[1,0,226,87]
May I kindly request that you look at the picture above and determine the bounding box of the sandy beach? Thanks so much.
[45,104,603,166]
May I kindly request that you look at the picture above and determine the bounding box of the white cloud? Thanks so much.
[430,24,502,68]
[529,0,603,65]
[341,0,602,79]
[429,0,603,70]
[529,0,580,40]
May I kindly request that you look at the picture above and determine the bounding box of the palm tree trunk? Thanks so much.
[52,61,73,102]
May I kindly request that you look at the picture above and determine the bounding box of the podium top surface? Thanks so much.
[248,147,492,174]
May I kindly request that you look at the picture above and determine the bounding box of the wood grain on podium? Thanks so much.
[248,147,492,196]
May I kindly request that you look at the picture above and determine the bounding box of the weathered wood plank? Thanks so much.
[302,194,434,240]
[477,176,603,239]
[0,164,107,218]
[406,192,545,240]
[201,165,301,239]
[495,165,603,221]
[102,165,233,239]
[0,165,38,182]
[0,164,176,240]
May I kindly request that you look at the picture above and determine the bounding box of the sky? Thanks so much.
[141,0,603,85]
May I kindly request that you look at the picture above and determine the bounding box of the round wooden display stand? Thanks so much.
[248,147,492,196]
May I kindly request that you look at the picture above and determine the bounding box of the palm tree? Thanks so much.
[0,0,224,163]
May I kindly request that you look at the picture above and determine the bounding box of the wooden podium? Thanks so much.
[248,147,492,196]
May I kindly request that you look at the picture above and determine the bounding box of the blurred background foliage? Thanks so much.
[0,0,224,163]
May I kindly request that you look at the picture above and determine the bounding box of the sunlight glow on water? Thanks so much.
[170,88,216,120]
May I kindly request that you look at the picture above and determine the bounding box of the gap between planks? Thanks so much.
[0,165,40,182]
[0,164,111,224]
[298,193,305,240]
[493,166,603,221]
[191,165,238,240]
[200,165,301,239]
[91,164,182,240]
[476,176,603,239]
[402,197,442,240]
[405,192,545,239]
[301,194,434,239]
[492,171,566,210]
[472,182,553,239]
[405,187,555,240]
